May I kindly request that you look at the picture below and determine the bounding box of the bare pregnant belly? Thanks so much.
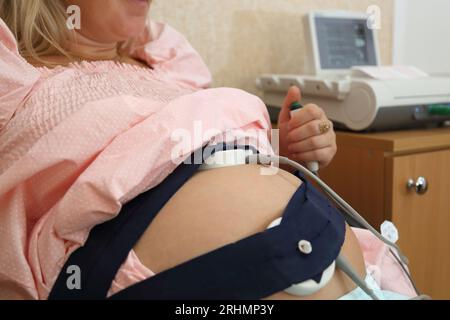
[134,164,366,300]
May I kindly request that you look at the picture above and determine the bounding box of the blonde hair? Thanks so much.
[0,0,73,65]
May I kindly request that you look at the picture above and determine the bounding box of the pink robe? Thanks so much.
[0,18,416,299]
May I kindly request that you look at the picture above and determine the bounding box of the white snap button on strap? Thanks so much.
[266,217,336,297]
[298,240,312,255]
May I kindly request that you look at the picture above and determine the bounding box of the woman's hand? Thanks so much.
[278,86,337,169]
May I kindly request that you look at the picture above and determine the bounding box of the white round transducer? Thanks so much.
[267,218,336,296]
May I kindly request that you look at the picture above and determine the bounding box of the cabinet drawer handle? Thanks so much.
[406,177,429,195]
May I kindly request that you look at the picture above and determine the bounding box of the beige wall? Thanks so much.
[150,0,394,96]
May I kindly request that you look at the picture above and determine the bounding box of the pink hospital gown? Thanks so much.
[0,18,416,299]
[0,18,274,299]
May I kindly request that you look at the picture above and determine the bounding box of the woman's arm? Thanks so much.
[0,281,34,300]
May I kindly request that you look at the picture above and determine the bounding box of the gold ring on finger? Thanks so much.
[319,121,332,135]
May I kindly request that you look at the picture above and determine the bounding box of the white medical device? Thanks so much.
[257,11,450,131]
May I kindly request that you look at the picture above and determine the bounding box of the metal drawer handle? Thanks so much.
[406,177,429,195]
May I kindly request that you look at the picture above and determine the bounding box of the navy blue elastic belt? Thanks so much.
[48,145,345,300]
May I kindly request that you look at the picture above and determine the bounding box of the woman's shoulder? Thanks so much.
[0,18,40,72]
[0,18,20,53]
[126,20,212,89]
[0,18,40,131]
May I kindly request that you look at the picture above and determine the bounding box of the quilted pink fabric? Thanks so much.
[0,18,272,299]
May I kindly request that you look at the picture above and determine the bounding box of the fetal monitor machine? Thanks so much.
[257,11,450,131]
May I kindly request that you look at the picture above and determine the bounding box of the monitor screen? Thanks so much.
[315,17,378,70]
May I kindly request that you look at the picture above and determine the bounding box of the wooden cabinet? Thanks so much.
[320,127,450,299]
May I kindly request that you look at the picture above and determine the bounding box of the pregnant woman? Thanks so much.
[0,0,415,300]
